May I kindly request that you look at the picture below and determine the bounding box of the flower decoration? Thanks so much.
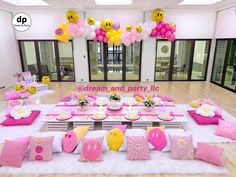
[109,90,121,101]
[78,95,89,108]
[10,106,32,120]
[196,104,216,117]
[143,96,155,108]
[199,98,215,106]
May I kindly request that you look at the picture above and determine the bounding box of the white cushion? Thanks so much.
[74,130,108,154]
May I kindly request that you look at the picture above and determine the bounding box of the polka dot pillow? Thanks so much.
[29,136,54,161]
[80,137,103,162]
[126,136,150,160]
[170,135,194,160]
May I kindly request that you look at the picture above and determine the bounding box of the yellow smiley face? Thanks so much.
[16,83,25,91]
[101,18,113,31]
[87,17,95,25]
[42,76,50,85]
[107,128,123,151]
[66,10,79,23]
[152,8,164,22]
[136,25,142,33]
[27,86,37,94]
[126,25,133,32]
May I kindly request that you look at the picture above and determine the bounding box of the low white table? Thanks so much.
[42,102,188,131]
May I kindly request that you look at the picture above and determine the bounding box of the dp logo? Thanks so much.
[12,12,31,32]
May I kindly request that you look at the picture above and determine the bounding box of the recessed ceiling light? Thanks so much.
[179,0,222,5]
[95,0,133,5]
[2,0,49,6]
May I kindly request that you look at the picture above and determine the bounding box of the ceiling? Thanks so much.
[0,0,236,12]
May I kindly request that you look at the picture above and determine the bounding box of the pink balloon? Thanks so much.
[161,34,166,38]
[161,28,166,34]
[95,29,101,35]
[103,37,108,43]
[93,37,98,42]
[101,30,106,36]
[171,27,176,33]
[168,34,175,42]
[156,24,162,30]
[166,31,172,38]
[159,21,164,25]
[151,29,157,36]
[55,28,63,35]
[157,31,161,36]
[164,24,171,31]
[98,35,103,42]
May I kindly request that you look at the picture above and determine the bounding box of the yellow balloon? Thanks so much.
[42,76,50,85]
[152,8,165,22]
[110,36,115,42]
[170,22,176,28]
[115,41,120,46]
[117,29,122,34]
[55,24,70,43]
[101,18,113,31]
[136,25,142,33]
[107,128,123,151]
[28,86,37,94]
[66,10,79,23]
[126,25,133,32]
[106,31,112,38]
[16,83,25,91]
[87,17,95,25]
[115,34,120,39]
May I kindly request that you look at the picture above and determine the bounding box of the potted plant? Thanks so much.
[143,96,155,111]
[78,95,89,111]
[109,90,121,102]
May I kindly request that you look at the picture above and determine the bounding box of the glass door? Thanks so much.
[223,40,236,90]
[19,41,38,76]
[88,41,105,81]
[155,40,172,80]
[125,42,142,81]
[58,41,75,81]
[106,45,123,81]
[172,40,193,80]
[38,41,58,81]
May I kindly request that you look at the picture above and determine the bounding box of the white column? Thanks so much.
[73,38,89,82]
[141,38,156,82]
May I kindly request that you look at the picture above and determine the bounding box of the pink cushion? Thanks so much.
[0,110,41,126]
[17,90,31,99]
[62,131,78,153]
[215,120,236,140]
[170,135,194,160]
[80,137,103,162]
[29,136,54,161]
[111,124,127,134]
[4,91,20,100]
[195,142,224,166]
[126,136,150,160]
[157,94,173,102]
[148,128,167,150]
[188,110,222,125]
[0,137,30,167]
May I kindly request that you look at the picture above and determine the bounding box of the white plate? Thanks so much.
[92,114,107,120]
[95,97,109,106]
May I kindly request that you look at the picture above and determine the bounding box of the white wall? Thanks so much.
[0,10,21,88]
[14,9,218,82]
[215,7,236,38]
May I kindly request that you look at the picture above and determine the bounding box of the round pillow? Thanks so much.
[107,128,123,151]
[148,128,167,150]
[62,131,77,153]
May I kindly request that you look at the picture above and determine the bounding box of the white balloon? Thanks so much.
[95,21,101,28]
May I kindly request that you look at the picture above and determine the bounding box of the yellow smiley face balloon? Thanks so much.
[42,76,50,85]
[101,18,113,31]
[87,17,95,25]
[136,25,142,33]
[27,86,37,94]
[152,8,165,22]
[107,128,123,151]
[126,25,133,32]
[16,83,25,91]
[66,10,79,23]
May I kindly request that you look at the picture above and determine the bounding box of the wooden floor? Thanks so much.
[0,81,236,177]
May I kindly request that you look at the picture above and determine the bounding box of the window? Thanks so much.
[19,40,75,82]
[211,39,236,92]
[154,39,211,81]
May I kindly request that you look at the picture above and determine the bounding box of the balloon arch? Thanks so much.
[54,8,176,46]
